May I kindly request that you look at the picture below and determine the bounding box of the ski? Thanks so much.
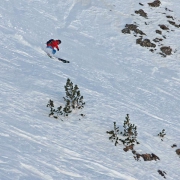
[46,52,70,63]
[47,53,53,58]
[57,58,70,63]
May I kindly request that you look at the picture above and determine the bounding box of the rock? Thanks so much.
[141,153,160,161]
[159,52,166,57]
[168,20,180,28]
[159,24,169,30]
[151,153,160,161]
[125,24,138,30]
[153,38,163,42]
[148,0,161,7]
[156,30,162,34]
[122,24,146,35]
[141,153,152,161]
[171,144,177,148]
[123,144,134,152]
[166,15,174,20]
[122,28,131,34]
[136,38,156,48]
[160,46,172,55]
[135,9,147,18]
[176,149,180,155]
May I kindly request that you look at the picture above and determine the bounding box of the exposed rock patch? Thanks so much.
[133,150,160,161]
[165,7,173,12]
[122,28,130,34]
[148,0,161,7]
[123,144,134,152]
[122,24,146,35]
[156,30,162,34]
[160,46,172,55]
[121,1,177,57]
[136,38,156,48]
[176,149,180,156]
[153,38,163,42]
[166,15,174,20]
[168,20,180,28]
[135,9,147,18]
[171,144,177,148]
[159,24,169,30]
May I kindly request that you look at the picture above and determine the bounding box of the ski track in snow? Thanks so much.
[0,0,180,179]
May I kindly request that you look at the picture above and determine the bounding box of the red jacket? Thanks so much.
[47,40,59,50]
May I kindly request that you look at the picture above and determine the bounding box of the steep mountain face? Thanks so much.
[0,0,180,180]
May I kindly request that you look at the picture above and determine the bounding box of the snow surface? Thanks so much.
[0,0,180,179]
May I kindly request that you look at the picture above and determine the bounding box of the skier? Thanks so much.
[46,39,61,55]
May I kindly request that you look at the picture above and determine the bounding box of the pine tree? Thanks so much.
[47,99,63,118]
[106,122,120,146]
[63,78,85,110]
[120,114,139,146]
[47,99,55,117]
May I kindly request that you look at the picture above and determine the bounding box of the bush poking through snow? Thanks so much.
[157,170,166,179]
[158,129,166,141]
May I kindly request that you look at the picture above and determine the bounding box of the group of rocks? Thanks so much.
[122,0,180,57]
[122,139,180,179]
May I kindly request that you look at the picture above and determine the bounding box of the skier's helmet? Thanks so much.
[58,40,61,44]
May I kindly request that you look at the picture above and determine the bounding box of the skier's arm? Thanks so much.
[55,45,59,51]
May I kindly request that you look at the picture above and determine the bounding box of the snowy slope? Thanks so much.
[0,0,180,179]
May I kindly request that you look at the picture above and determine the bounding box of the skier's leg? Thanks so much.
[52,49,56,54]
[47,46,56,55]
[46,46,52,54]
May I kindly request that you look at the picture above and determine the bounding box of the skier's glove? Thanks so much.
[57,48,59,51]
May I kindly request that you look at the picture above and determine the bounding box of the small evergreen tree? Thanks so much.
[120,114,139,146]
[47,99,55,117]
[106,122,120,146]
[63,100,72,116]
[47,99,63,118]
[63,78,85,110]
